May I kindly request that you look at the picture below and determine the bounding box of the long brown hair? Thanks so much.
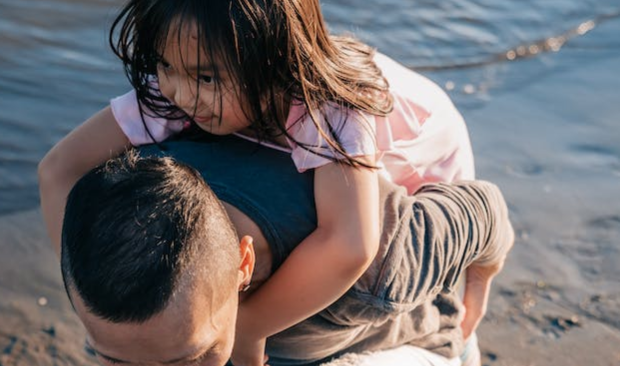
[110,0,393,167]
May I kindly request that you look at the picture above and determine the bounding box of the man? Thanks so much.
[58,136,513,366]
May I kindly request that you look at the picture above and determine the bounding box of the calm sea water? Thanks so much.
[0,0,619,215]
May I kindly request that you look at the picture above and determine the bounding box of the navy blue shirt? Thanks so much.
[141,136,316,272]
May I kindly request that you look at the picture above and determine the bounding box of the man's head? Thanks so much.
[61,151,254,365]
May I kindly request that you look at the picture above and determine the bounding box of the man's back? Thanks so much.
[140,137,512,365]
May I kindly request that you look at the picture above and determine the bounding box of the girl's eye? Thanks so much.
[157,59,172,71]
[198,74,214,85]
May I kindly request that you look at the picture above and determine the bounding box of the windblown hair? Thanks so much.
[110,0,393,168]
[61,151,239,323]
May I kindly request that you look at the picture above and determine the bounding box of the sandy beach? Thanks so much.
[1,0,619,365]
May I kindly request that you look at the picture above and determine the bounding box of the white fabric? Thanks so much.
[320,346,462,366]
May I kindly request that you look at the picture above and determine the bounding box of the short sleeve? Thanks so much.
[286,102,378,172]
[110,90,185,146]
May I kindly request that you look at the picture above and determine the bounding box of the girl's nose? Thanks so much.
[173,81,196,111]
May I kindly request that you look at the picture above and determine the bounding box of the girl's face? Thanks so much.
[157,22,252,135]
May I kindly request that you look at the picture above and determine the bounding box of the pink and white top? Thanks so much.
[110,53,474,194]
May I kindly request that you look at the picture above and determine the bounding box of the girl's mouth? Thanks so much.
[193,115,214,124]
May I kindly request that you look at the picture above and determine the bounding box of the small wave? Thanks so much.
[410,10,620,71]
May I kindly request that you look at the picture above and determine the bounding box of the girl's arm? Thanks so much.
[233,157,380,362]
[38,106,131,256]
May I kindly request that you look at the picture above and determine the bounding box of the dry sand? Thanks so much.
[1,25,620,366]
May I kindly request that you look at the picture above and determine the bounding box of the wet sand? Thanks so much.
[0,210,95,365]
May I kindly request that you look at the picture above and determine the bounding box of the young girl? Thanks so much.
[39,0,476,365]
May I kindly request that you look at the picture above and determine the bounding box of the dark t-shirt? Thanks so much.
[140,136,512,366]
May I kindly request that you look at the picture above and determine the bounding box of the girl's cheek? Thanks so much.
[198,89,218,110]
[157,74,175,102]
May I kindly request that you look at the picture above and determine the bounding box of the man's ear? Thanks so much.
[238,236,255,292]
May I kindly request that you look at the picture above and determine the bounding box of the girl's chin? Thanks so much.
[194,118,221,132]
[195,124,234,136]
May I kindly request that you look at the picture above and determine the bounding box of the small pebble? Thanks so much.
[38,297,48,306]
[552,315,581,331]
[525,298,536,307]
[519,231,529,240]
[485,351,498,361]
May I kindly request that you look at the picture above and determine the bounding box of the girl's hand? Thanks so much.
[230,334,268,366]
[231,304,269,366]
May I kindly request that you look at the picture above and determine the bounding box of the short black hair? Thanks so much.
[61,151,239,323]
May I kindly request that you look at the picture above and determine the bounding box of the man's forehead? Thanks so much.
[85,334,215,365]
[80,307,220,364]
[71,284,236,364]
